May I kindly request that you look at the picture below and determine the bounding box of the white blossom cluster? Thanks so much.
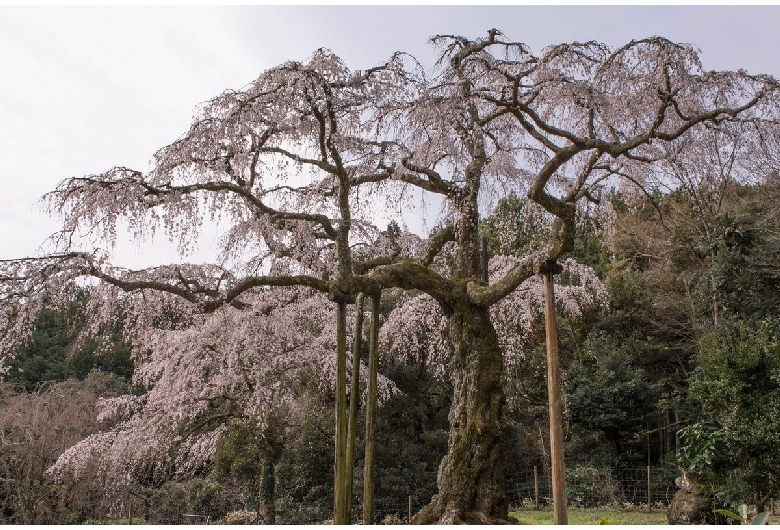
[46,287,396,497]
[379,292,452,379]
[381,256,609,381]
[492,257,609,369]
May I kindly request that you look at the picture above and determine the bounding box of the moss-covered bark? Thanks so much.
[413,300,513,524]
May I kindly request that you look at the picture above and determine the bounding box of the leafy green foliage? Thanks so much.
[374,366,449,514]
[565,464,623,508]
[681,318,780,509]
[714,506,770,525]
[273,407,334,524]
[147,478,235,523]
[213,414,290,522]
[213,419,267,514]
[5,301,133,390]
[567,335,660,456]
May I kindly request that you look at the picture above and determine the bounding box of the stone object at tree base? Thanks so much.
[667,472,714,525]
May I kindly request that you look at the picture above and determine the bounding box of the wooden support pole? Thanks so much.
[537,260,568,525]
[128,500,133,525]
[363,295,380,525]
[408,495,412,524]
[345,294,365,524]
[334,301,348,525]
[481,237,489,284]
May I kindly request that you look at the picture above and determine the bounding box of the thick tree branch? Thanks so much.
[420,225,455,267]
[369,260,455,311]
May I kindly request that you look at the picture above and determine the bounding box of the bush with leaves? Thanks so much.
[0,372,129,524]
[567,334,660,457]
[680,318,780,513]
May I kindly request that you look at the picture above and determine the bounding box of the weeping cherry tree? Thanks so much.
[2,31,780,523]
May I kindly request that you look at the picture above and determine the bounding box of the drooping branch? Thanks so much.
[83,257,331,313]
[51,173,339,241]
[0,252,331,330]
[202,274,330,313]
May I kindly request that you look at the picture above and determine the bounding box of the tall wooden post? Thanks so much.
[536,260,567,525]
[647,465,652,513]
[481,237,489,284]
[345,294,365,524]
[646,422,652,513]
[334,301,348,524]
[363,295,380,525]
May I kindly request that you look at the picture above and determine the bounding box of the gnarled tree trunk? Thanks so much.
[413,300,512,524]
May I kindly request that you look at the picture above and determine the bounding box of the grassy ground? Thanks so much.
[511,506,780,525]
[509,506,669,525]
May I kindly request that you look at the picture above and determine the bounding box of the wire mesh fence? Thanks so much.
[370,465,679,523]
[506,465,678,509]
[370,493,425,524]
[131,466,679,524]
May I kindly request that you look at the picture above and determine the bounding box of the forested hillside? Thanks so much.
[2,173,778,523]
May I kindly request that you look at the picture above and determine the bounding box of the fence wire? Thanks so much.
[371,466,678,523]
[505,466,677,509]
[133,466,678,524]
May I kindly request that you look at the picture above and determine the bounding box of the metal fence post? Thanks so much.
[534,466,540,510]
[647,465,652,513]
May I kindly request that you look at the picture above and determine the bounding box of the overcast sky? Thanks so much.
[2,6,779,267]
